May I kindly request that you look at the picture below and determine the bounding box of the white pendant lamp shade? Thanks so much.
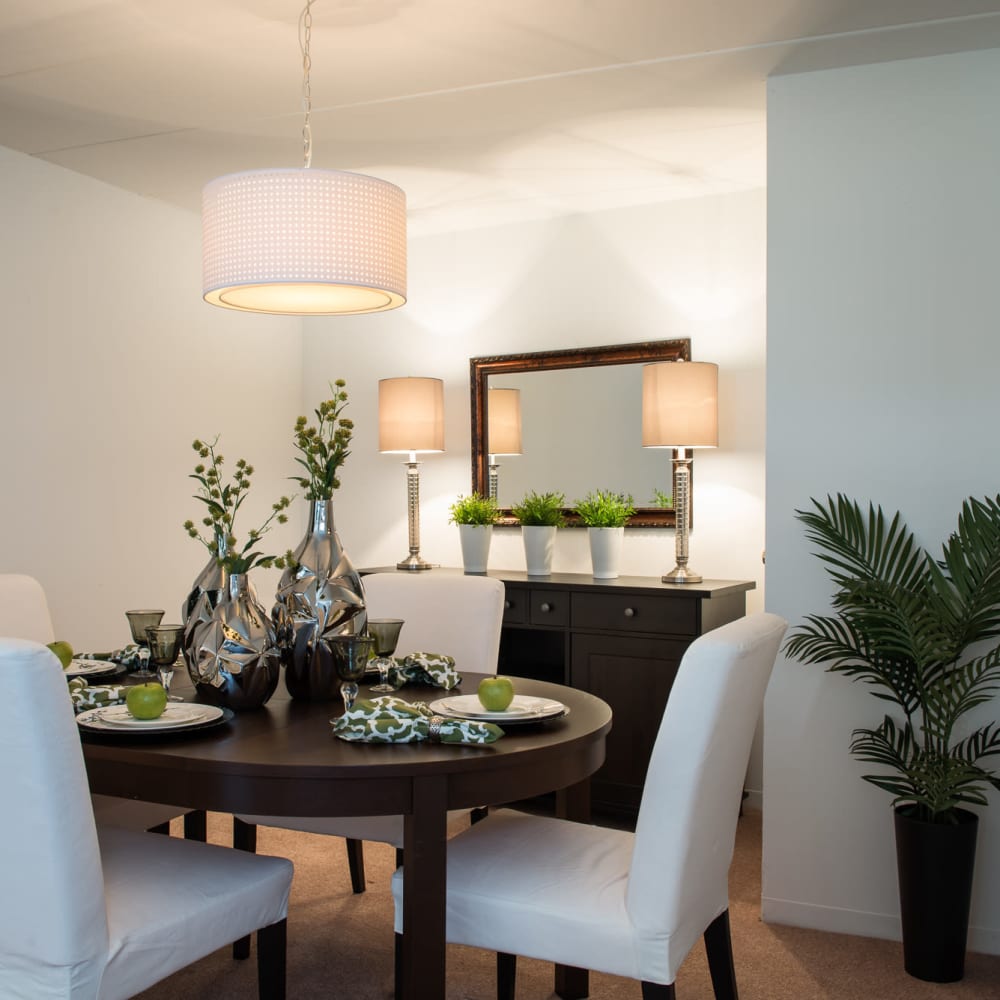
[487,388,522,455]
[642,361,719,449]
[378,377,445,453]
[202,167,407,315]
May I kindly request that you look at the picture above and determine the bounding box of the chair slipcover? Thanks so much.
[0,638,293,999]
[238,572,506,844]
[0,573,182,831]
[391,612,788,988]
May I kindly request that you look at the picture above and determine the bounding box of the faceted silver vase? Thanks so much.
[186,572,280,711]
[273,499,367,701]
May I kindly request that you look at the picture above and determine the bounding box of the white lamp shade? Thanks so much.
[487,388,522,455]
[642,361,719,448]
[379,378,445,453]
[202,167,406,315]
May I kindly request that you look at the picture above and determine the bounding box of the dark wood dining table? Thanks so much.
[80,672,612,999]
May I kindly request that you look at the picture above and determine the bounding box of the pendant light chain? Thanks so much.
[301,0,313,168]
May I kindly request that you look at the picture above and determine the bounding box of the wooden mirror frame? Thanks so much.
[470,339,691,527]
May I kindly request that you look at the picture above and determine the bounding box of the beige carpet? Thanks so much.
[136,810,1000,1000]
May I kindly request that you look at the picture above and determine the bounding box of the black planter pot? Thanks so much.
[894,805,978,983]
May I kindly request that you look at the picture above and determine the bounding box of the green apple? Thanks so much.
[478,675,515,712]
[47,640,74,670]
[126,682,168,720]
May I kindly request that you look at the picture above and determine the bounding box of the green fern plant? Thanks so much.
[448,493,500,526]
[784,493,1000,823]
[574,490,635,528]
[511,490,566,527]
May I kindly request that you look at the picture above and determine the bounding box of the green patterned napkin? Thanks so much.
[390,651,461,691]
[78,644,144,669]
[332,696,502,744]
[68,677,127,713]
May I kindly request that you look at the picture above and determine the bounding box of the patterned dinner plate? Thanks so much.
[83,703,222,730]
[64,658,119,679]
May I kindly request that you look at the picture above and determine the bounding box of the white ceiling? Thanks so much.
[3,1,1000,235]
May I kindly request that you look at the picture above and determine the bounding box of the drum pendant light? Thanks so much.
[202,1,406,316]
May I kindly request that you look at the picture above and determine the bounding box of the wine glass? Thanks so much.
[126,609,164,679]
[146,624,185,700]
[366,618,404,693]
[330,634,375,713]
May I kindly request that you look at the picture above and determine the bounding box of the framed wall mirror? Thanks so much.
[470,339,691,527]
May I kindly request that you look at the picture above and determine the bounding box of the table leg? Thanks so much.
[401,775,449,1000]
[553,778,591,999]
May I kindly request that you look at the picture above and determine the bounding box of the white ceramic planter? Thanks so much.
[588,526,624,579]
[458,524,493,574]
[522,525,557,577]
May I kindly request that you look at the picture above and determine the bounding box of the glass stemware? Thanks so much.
[366,618,404,694]
[146,624,185,700]
[330,634,375,713]
[126,609,164,679]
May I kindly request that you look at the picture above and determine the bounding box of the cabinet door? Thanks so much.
[571,632,687,816]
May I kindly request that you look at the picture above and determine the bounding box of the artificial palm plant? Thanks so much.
[785,493,1000,823]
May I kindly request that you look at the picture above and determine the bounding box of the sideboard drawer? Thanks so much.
[502,587,527,625]
[529,590,569,626]
[571,592,697,636]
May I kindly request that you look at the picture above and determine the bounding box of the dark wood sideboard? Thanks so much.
[362,567,755,820]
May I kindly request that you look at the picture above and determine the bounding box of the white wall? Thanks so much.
[765,48,1000,953]
[0,146,303,650]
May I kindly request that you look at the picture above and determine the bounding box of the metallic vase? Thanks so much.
[185,572,280,711]
[273,499,367,701]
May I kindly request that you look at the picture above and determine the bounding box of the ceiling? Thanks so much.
[3,1,1000,235]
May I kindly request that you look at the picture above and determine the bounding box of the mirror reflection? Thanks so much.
[471,340,691,527]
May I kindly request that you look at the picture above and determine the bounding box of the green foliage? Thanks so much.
[449,493,501,525]
[785,493,1000,823]
[292,379,353,500]
[574,489,636,528]
[651,488,673,508]
[183,436,292,574]
[511,490,566,527]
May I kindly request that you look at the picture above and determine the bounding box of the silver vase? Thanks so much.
[186,572,280,710]
[273,499,367,701]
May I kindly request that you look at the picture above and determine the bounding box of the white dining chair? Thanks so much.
[0,573,197,836]
[233,571,505,904]
[391,611,788,1000]
[0,637,294,1000]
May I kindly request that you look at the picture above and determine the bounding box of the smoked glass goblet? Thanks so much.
[126,609,164,679]
[330,634,376,713]
[146,624,184,700]
[366,618,404,693]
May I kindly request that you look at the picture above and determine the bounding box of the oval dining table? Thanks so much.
[80,672,612,1000]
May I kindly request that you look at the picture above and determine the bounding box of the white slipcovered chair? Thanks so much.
[392,612,788,1000]
[0,573,194,835]
[0,637,294,1000]
[234,572,506,896]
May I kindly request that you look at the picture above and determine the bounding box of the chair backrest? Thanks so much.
[0,638,109,997]
[362,573,505,674]
[625,612,787,980]
[0,574,55,643]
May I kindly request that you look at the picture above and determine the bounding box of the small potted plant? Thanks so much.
[574,490,635,579]
[511,490,566,577]
[449,493,501,574]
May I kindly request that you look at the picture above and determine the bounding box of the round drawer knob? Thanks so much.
[504,600,512,609]
[624,607,636,618]
[540,602,552,613]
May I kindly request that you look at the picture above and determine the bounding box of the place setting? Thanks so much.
[429,677,568,727]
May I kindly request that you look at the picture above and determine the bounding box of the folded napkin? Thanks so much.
[78,644,145,670]
[390,652,461,691]
[332,696,503,744]
[68,677,127,713]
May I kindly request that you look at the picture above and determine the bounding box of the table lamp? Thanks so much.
[642,360,718,583]
[379,377,445,570]
[486,387,522,502]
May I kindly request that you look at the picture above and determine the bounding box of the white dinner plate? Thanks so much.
[88,703,222,730]
[428,694,567,723]
[65,658,119,679]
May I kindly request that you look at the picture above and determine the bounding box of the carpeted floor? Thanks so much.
[136,809,1000,999]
